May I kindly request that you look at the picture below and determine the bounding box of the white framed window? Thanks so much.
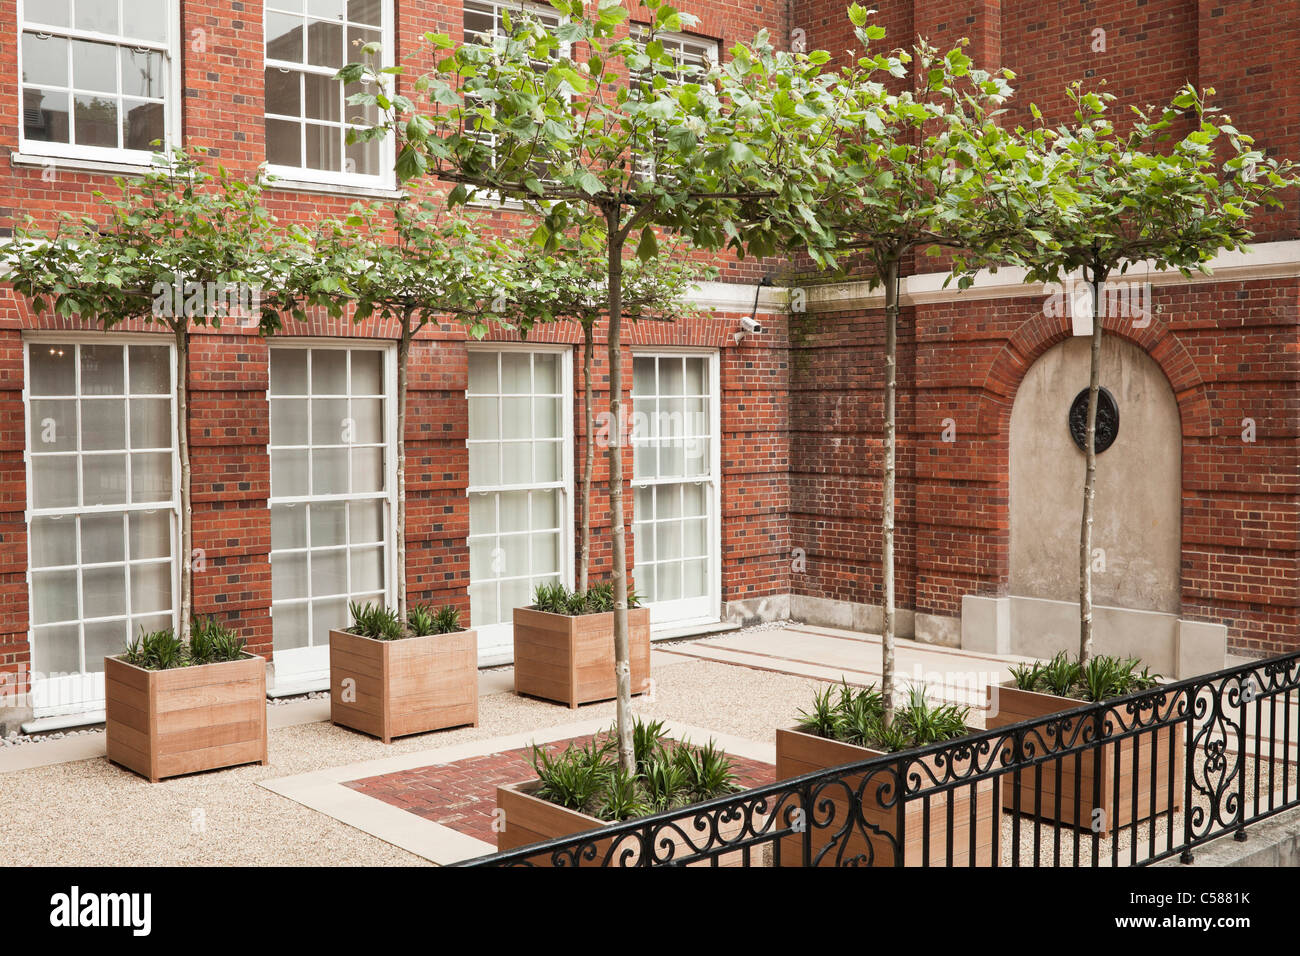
[466,346,573,663]
[268,344,396,683]
[628,24,717,181]
[631,351,721,627]
[24,337,179,716]
[264,0,395,189]
[17,0,180,165]
[462,0,568,203]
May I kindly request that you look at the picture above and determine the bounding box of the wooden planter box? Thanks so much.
[985,682,1184,833]
[105,653,268,783]
[496,779,757,866]
[774,726,999,867]
[512,606,651,709]
[329,628,478,743]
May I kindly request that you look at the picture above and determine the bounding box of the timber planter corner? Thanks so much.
[985,681,1184,833]
[512,605,651,709]
[329,627,479,743]
[105,653,268,783]
[774,726,999,867]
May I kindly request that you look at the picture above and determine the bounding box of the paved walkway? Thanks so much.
[658,623,1036,712]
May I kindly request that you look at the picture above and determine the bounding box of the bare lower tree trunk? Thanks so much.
[1079,264,1106,665]
[395,311,413,621]
[606,214,633,773]
[175,323,193,642]
[579,321,595,593]
[881,257,899,728]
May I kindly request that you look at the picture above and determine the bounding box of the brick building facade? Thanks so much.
[1,0,1297,729]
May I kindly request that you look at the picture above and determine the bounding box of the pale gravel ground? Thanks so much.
[0,657,825,867]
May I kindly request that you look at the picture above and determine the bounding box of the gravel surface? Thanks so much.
[0,656,824,867]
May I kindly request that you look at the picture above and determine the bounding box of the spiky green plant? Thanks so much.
[407,603,436,637]
[598,766,652,822]
[642,755,691,812]
[531,739,613,812]
[674,739,738,799]
[187,616,244,665]
[631,717,669,776]
[1039,651,1082,698]
[796,683,840,738]
[123,627,186,670]
[1008,660,1045,691]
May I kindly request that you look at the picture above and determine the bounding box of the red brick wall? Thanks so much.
[790,277,1300,655]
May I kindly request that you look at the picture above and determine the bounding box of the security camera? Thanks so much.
[740,316,763,335]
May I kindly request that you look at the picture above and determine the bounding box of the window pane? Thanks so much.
[501,353,530,393]
[32,517,77,568]
[131,453,173,503]
[30,345,76,396]
[312,446,348,494]
[83,565,126,617]
[468,352,497,393]
[129,510,171,560]
[501,443,530,484]
[265,68,300,116]
[349,500,384,543]
[498,491,528,534]
[347,0,382,27]
[273,601,309,650]
[34,624,80,674]
[312,598,347,644]
[272,448,309,495]
[350,547,384,592]
[309,0,347,18]
[305,122,342,170]
[33,569,79,624]
[123,99,164,151]
[122,0,170,43]
[350,350,382,393]
[85,618,129,670]
[81,345,125,394]
[129,346,170,394]
[303,71,341,121]
[469,494,495,534]
[23,88,71,143]
[531,489,559,530]
[121,48,165,98]
[311,349,347,393]
[32,456,78,509]
[270,349,309,395]
[81,512,125,564]
[345,136,379,177]
[531,532,560,575]
[468,398,498,440]
[469,444,499,486]
[351,446,384,493]
[534,440,559,483]
[272,552,309,601]
[311,549,347,597]
[30,399,77,452]
[75,0,119,34]
[534,353,559,393]
[501,397,530,439]
[267,13,304,62]
[130,562,172,614]
[271,503,307,550]
[21,34,68,87]
[267,118,302,166]
[130,398,171,449]
[72,40,119,94]
[306,20,344,69]
[73,94,119,148]
[311,397,348,444]
[81,399,126,450]
[309,502,346,547]
[28,0,70,28]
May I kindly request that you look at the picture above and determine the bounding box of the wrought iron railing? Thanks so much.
[457,649,1300,867]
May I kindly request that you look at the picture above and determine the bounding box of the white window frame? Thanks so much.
[462,0,570,208]
[630,348,722,629]
[266,340,399,684]
[628,23,718,182]
[16,0,183,167]
[263,0,396,191]
[23,332,181,717]
[465,343,574,664]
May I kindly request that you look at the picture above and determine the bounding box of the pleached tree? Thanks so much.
[4,148,301,642]
[1000,83,1299,664]
[809,8,1030,725]
[339,0,846,769]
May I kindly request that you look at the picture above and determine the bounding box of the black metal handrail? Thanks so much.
[457,648,1300,866]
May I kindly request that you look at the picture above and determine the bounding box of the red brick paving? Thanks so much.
[344,734,774,846]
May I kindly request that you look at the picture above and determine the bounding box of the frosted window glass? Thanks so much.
[682,558,708,598]
[130,398,171,449]
[32,517,77,568]
[534,397,560,438]
[312,598,347,644]
[312,398,349,444]
[129,346,170,394]
[656,521,681,562]
[498,492,528,533]
[311,549,347,597]
[270,349,309,395]
[469,493,495,534]
[632,358,655,395]
[468,582,499,627]
[131,452,173,503]
[272,398,310,445]
[33,569,78,624]
[682,482,707,517]
[468,352,497,393]
[683,518,707,557]
[350,547,384,592]
[531,532,560,575]
[657,484,682,519]
[351,398,383,444]
[684,358,706,394]
[80,345,124,395]
[531,489,559,530]
[468,444,499,486]
[272,504,307,550]
[35,624,81,673]
[350,446,384,493]
[312,446,348,494]
[501,397,530,439]
[349,500,384,544]
[351,350,383,394]
[499,576,531,616]
[271,552,309,602]
[85,618,128,670]
[273,602,310,651]
[469,397,498,440]
[501,443,531,484]
[129,511,171,560]
[533,440,559,484]
[468,537,496,580]
[83,454,128,506]
[83,565,126,616]
[129,562,172,614]
[310,502,347,547]
[534,353,559,394]
[311,349,347,393]
[33,455,78,509]
[501,353,530,393]
[30,346,76,395]
[30,399,78,451]
[272,448,310,495]
[80,512,125,564]
[81,399,127,450]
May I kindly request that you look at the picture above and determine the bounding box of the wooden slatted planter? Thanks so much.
[512,606,651,709]
[329,628,478,743]
[985,683,1184,833]
[105,653,268,783]
[496,779,756,866]
[774,727,999,867]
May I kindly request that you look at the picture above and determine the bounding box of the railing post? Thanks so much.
[1236,672,1248,842]
[801,782,813,869]
[1181,693,1196,864]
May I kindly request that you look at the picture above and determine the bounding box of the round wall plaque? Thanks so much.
[1068,387,1119,454]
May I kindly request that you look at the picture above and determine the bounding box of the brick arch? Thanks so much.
[971,307,1210,595]
[976,310,1211,440]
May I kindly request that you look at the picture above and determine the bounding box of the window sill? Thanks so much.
[266,178,404,200]
[11,151,161,178]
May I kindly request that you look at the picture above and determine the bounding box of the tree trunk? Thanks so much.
[606,216,634,773]
[579,321,595,593]
[396,310,413,621]
[881,257,899,728]
[1078,264,1106,665]
[175,323,193,643]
